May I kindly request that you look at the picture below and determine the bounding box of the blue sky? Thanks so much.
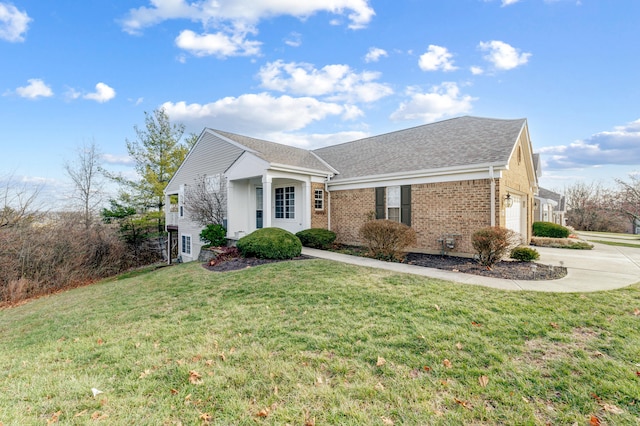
[1,0,639,204]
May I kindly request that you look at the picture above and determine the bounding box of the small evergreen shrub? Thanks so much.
[532,221,570,238]
[471,226,519,268]
[510,246,540,262]
[200,224,227,247]
[358,220,417,262]
[295,228,336,249]
[236,227,302,259]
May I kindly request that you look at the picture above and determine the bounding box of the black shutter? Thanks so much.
[401,185,411,226]
[375,187,385,219]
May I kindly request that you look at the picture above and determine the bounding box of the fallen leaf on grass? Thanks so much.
[219,353,226,362]
[205,359,214,366]
[96,338,104,345]
[434,304,440,311]
[471,322,482,327]
[454,398,472,410]
[381,416,394,425]
[636,371,640,377]
[376,356,386,367]
[200,412,212,422]
[455,342,463,350]
[74,410,87,418]
[589,415,601,426]
[139,369,151,379]
[549,322,559,329]
[255,408,270,417]
[46,410,62,424]
[91,388,103,397]
[374,382,385,391]
[90,411,108,421]
[443,359,452,368]
[478,375,489,387]
[633,308,640,316]
[170,388,179,395]
[423,365,431,372]
[189,370,202,384]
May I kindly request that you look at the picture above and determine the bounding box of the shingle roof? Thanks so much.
[313,116,527,181]
[212,129,334,173]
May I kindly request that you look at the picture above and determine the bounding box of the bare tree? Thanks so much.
[615,174,640,232]
[64,140,104,228]
[0,172,42,229]
[184,174,227,226]
[565,181,625,232]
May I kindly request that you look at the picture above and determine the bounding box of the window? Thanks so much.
[314,189,324,210]
[206,174,221,192]
[387,186,401,222]
[275,186,295,219]
[181,234,192,255]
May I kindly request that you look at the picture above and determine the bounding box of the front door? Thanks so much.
[256,187,263,229]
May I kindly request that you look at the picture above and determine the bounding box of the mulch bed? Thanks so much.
[404,253,567,280]
[203,251,567,280]
[203,255,313,272]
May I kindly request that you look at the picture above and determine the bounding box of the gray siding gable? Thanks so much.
[313,116,527,181]
[165,129,245,193]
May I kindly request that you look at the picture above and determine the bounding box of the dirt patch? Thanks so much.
[404,253,567,280]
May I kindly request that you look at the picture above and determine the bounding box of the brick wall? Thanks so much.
[329,188,375,245]
[412,180,493,254]
[329,179,495,255]
[310,182,329,229]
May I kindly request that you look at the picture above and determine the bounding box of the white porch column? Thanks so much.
[263,175,272,228]
[227,180,234,237]
[303,181,311,229]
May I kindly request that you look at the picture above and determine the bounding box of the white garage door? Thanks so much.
[505,194,522,235]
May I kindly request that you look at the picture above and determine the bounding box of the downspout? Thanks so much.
[325,175,332,231]
[489,166,496,227]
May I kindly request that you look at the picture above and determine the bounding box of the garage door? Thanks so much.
[505,194,521,235]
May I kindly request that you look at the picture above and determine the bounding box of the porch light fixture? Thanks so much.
[504,192,514,208]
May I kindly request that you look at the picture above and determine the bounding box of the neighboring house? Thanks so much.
[165,116,539,261]
[534,187,566,225]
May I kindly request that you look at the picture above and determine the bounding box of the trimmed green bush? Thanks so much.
[236,227,302,260]
[200,224,227,247]
[471,226,519,268]
[295,228,336,249]
[358,220,417,262]
[510,246,540,262]
[532,221,570,238]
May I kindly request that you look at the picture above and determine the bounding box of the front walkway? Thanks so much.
[301,243,640,293]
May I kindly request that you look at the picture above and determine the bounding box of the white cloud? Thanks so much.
[364,47,387,63]
[501,0,520,5]
[162,92,356,135]
[175,29,261,57]
[83,82,116,103]
[0,2,31,42]
[540,119,640,169]
[262,130,369,148]
[470,66,484,75]
[258,60,393,103]
[102,153,134,166]
[121,0,375,34]
[478,40,531,70]
[390,82,476,123]
[284,31,301,47]
[418,45,458,72]
[15,79,53,99]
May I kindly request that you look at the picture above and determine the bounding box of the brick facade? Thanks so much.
[328,188,375,245]
[310,182,329,229]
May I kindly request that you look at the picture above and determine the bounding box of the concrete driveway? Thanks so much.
[302,241,640,293]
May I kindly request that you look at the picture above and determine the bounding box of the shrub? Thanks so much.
[471,226,519,268]
[531,237,593,250]
[358,220,417,262]
[510,246,540,262]
[295,228,336,249]
[200,223,227,247]
[236,227,302,260]
[532,221,570,238]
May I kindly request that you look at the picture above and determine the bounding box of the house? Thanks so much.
[165,116,538,261]
[534,187,566,226]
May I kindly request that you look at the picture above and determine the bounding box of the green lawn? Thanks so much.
[1,260,639,425]
[590,240,640,249]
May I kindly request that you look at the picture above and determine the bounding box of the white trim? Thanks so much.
[328,167,505,191]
